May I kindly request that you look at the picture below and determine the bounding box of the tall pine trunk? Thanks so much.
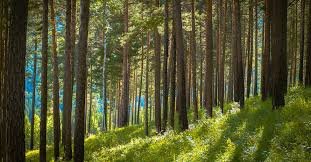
[271,0,287,108]
[262,0,271,100]
[30,38,37,150]
[3,0,28,160]
[50,0,60,159]
[191,0,198,120]
[145,33,150,136]
[74,0,90,160]
[305,0,311,86]
[40,0,48,160]
[162,0,169,131]
[169,19,176,129]
[246,0,253,98]
[119,0,130,127]
[205,0,213,118]
[299,0,305,84]
[233,0,244,108]
[63,0,73,159]
[254,0,258,96]
[174,0,188,131]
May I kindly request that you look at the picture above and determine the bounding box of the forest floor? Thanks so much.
[26,87,311,162]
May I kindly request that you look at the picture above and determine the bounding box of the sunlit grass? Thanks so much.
[26,87,311,162]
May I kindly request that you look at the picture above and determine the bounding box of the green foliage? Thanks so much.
[26,88,311,161]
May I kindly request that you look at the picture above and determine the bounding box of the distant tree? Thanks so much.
[246,0,253,98]
[40,0,48,161]
[154,0,162,133]
[205,0,213,118]
[74,0,91,160]
[271,0,287,108]
[254,0,258,96]
[137,39,144,125]
[30,38,38,150]
[299,0,305,84]
[145,33,150,136]
[174,0,188,131]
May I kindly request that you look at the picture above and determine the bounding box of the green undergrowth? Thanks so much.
[26,87,311,162]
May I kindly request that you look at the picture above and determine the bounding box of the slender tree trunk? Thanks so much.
[169,18,176,129]
[71,0,76,86]
[199,25,204,108]
[74,0,90,160]
[154,0,162,133]
[88,65,93,135]
[271,0,287,108]
[246,0,253,98]
[254,0,258,95]
[40,0,48,161]
[63,0,73,159]
[174,0,188,131]
[305,0,311,86]
[145,33,150,136]
[233,0,244,108]
[262,0,271,100]
[30,39,37,150]
[102,28,107,131]
[219,0,226,113]
[119,0,129,127]
[138,41,144,125]
[50,0,60,159]
[293,3,298,85]
[191,0,198,120]
[162,0,169,131]
[205,0,213,117]
[103,79,107,130]
[299,0,305,84]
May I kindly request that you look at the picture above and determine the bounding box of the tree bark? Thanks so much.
[191,0,198,120]
[254,0,258,96]
[50,0,60,159]
[162,0,169,131]
[119,0,130,127]
[88,64,93,135]
[205,0,213,118]
[299,0,305,84]
[30,38,37,150]
[169,17,176,129]
[62,0,73,159]
[233,0,244,108]
[2,0,28,160]
[102,28,107,131]
[262,0,271,100]
[145,33,150,136]
[40,0,48,161]
[174,0,188,131]
[74,0,90,160]
[271,0,287,108]
[305,0,311,86]
[246,0,253,98]
[138,40,144,125]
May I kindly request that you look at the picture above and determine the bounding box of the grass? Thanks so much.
[26,87,311,161]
